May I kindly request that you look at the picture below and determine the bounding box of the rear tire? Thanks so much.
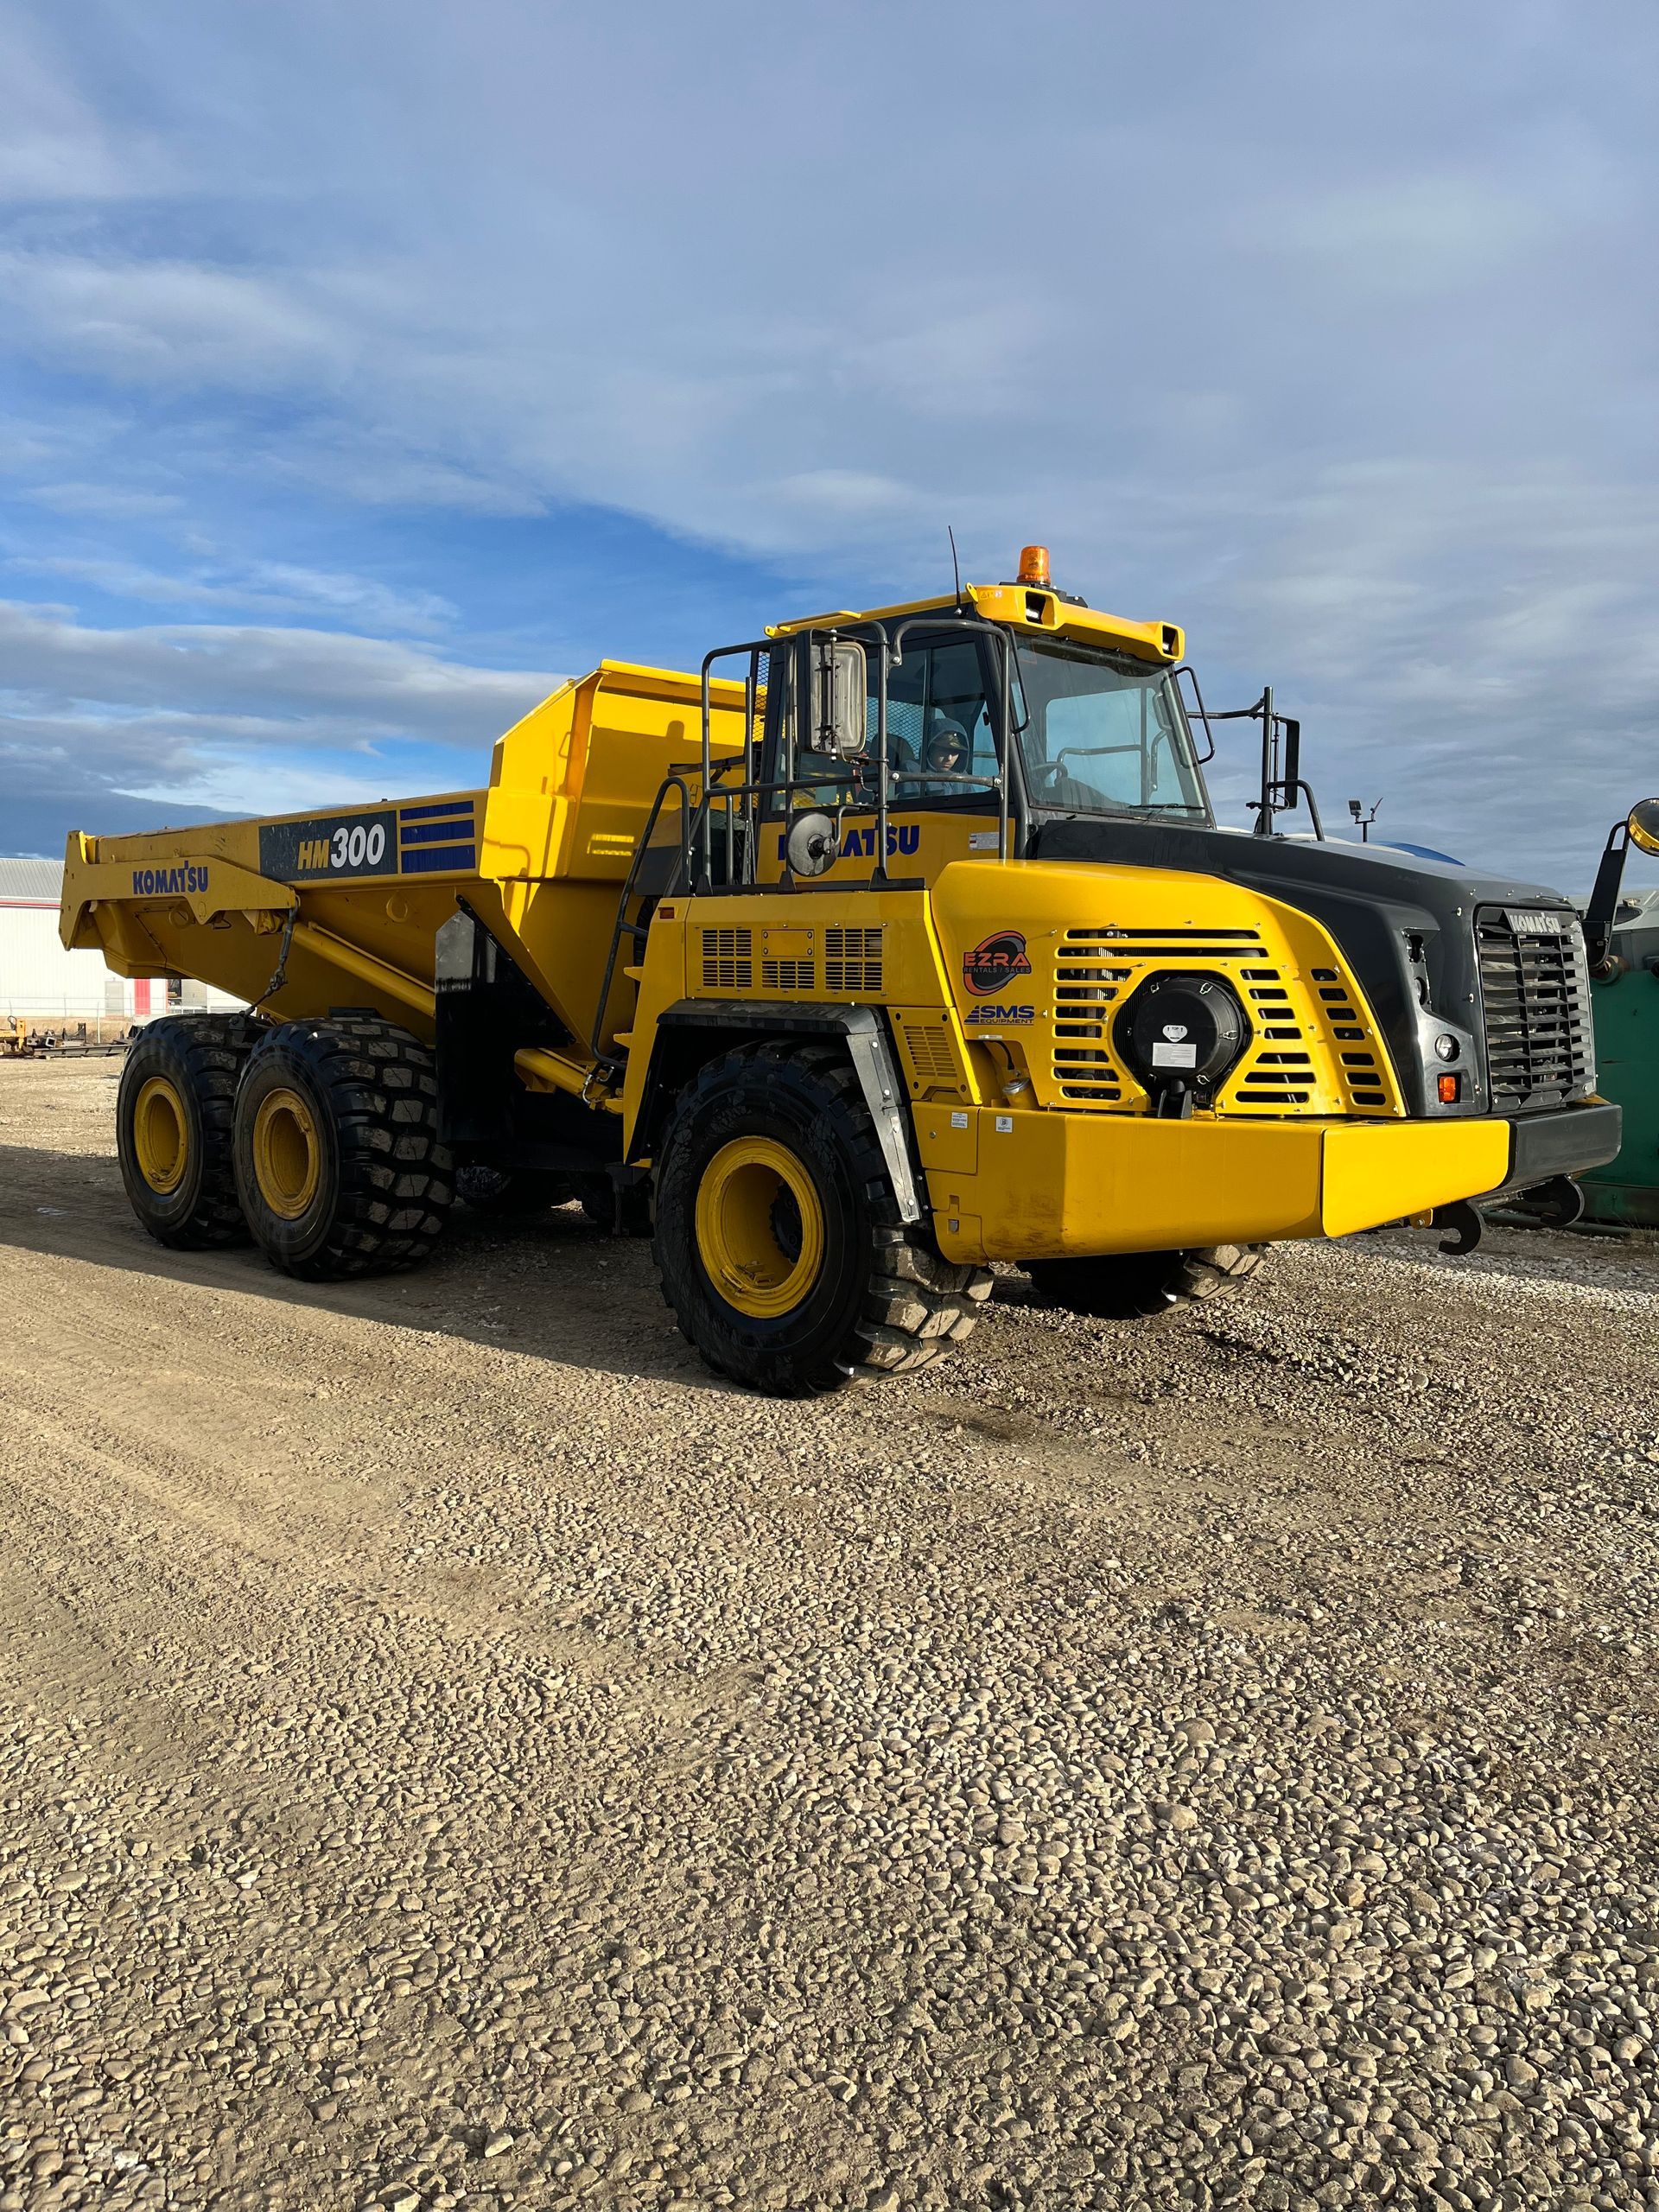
[1026,1243,1267,1320]
[233,1016,453,1281]
[654,1040,991,1395]
[116,1014,264,1249]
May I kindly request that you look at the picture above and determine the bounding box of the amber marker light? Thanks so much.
[1438,1073,1460,1104]
[1016,544,1051,586]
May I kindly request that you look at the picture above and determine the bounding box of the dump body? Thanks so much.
[61,660,751,1071]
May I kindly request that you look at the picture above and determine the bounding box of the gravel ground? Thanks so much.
[2,1054,1656,2212]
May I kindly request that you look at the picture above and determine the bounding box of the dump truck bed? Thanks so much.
[61,660,753,1052]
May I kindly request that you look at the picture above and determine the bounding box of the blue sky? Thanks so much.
[3,0,1657,881]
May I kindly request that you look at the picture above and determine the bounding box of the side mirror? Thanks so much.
[1585,798,1659,973]
[809,639,868,758]
[1280,717,1301,793]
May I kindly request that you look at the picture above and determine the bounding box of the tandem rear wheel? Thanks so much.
[232,1016,454,1281]
[117,1013,265,1248]
[653,1039,992,1396]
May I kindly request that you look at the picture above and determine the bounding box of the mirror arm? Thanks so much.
[1288,778,1325,842]
[1584,821,1631,974]
[1250,688,1274,835]
[871,638,891,884]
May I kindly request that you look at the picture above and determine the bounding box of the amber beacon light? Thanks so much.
[1016,543,1051,587]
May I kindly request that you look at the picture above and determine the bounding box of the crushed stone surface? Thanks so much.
[1,1056,1656,2211]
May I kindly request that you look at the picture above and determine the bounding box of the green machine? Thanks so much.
[1581,798,1659,1227]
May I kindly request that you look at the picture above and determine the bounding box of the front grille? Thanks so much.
[1476,907,1593,1111]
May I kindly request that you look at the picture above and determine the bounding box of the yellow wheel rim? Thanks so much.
[695,1135,825,1318]
[251,1086,321,1220]
[133,1077,189,1195]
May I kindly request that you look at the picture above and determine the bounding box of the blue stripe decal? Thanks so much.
[400,843,478,874]
[400,817,477,847]
[400,799,477,822]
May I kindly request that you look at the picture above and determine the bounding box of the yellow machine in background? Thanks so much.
[63,548,1621,1394]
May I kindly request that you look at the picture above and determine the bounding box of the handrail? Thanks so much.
[588,772,694,1071]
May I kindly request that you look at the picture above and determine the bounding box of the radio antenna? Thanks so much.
[948,525,962,604]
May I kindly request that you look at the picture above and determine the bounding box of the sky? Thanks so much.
[3,0,1657,883]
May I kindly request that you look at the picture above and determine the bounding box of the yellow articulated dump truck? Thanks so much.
[62,547,1621,1395]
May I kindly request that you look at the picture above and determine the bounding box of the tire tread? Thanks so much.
[117,1012,264,1249]
[237,1016,452,1281]
[655,1040,992,1394]
[1027,1241,1267,1321]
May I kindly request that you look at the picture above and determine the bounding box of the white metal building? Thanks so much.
[0,858,243,1025]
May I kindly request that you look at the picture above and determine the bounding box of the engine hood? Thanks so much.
[1030,817,1579,1117]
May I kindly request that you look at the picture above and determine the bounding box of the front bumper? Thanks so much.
[1485,1097,1623,1198]
[918,1100,1623,1264]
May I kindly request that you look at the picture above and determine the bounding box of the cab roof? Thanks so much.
[766,582,1184,666]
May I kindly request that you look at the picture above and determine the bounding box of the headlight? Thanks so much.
[1116,972,1249,1111]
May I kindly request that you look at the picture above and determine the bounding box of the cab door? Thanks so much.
[758,630,1007,888]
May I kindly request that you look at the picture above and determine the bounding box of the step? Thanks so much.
[623,964,646,982]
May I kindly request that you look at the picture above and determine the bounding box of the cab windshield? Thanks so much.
[1014,640,1211,822]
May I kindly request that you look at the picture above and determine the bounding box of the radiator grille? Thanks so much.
[1053,1046,1124,1103]
[1309,967,1390,1108]
[700,926,753,990]
[1477,907,1593,1110]
[1040,927,1399,1116]
[825,926,883,994]
[1052,935,1137,1096]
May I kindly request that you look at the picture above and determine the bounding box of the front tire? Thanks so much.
[1026,1243,1267,1320]
[654,1041,991,1395]
[116,1014,264,1249]
[233,1016,453,1281]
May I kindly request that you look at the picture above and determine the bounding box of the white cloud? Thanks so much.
[1249,174,1562,291]
[2,0,1657,882]
[12,553,457,632]
[0,251,346,387]
[0,598,553,729]
[28,481,183,518]
[0,11,174,203]
[0,597,558,822]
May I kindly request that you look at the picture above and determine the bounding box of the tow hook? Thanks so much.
[1433,1200,1484,1255]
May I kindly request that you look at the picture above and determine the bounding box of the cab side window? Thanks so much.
[877,640,997,806]
[768,633,1000,812]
